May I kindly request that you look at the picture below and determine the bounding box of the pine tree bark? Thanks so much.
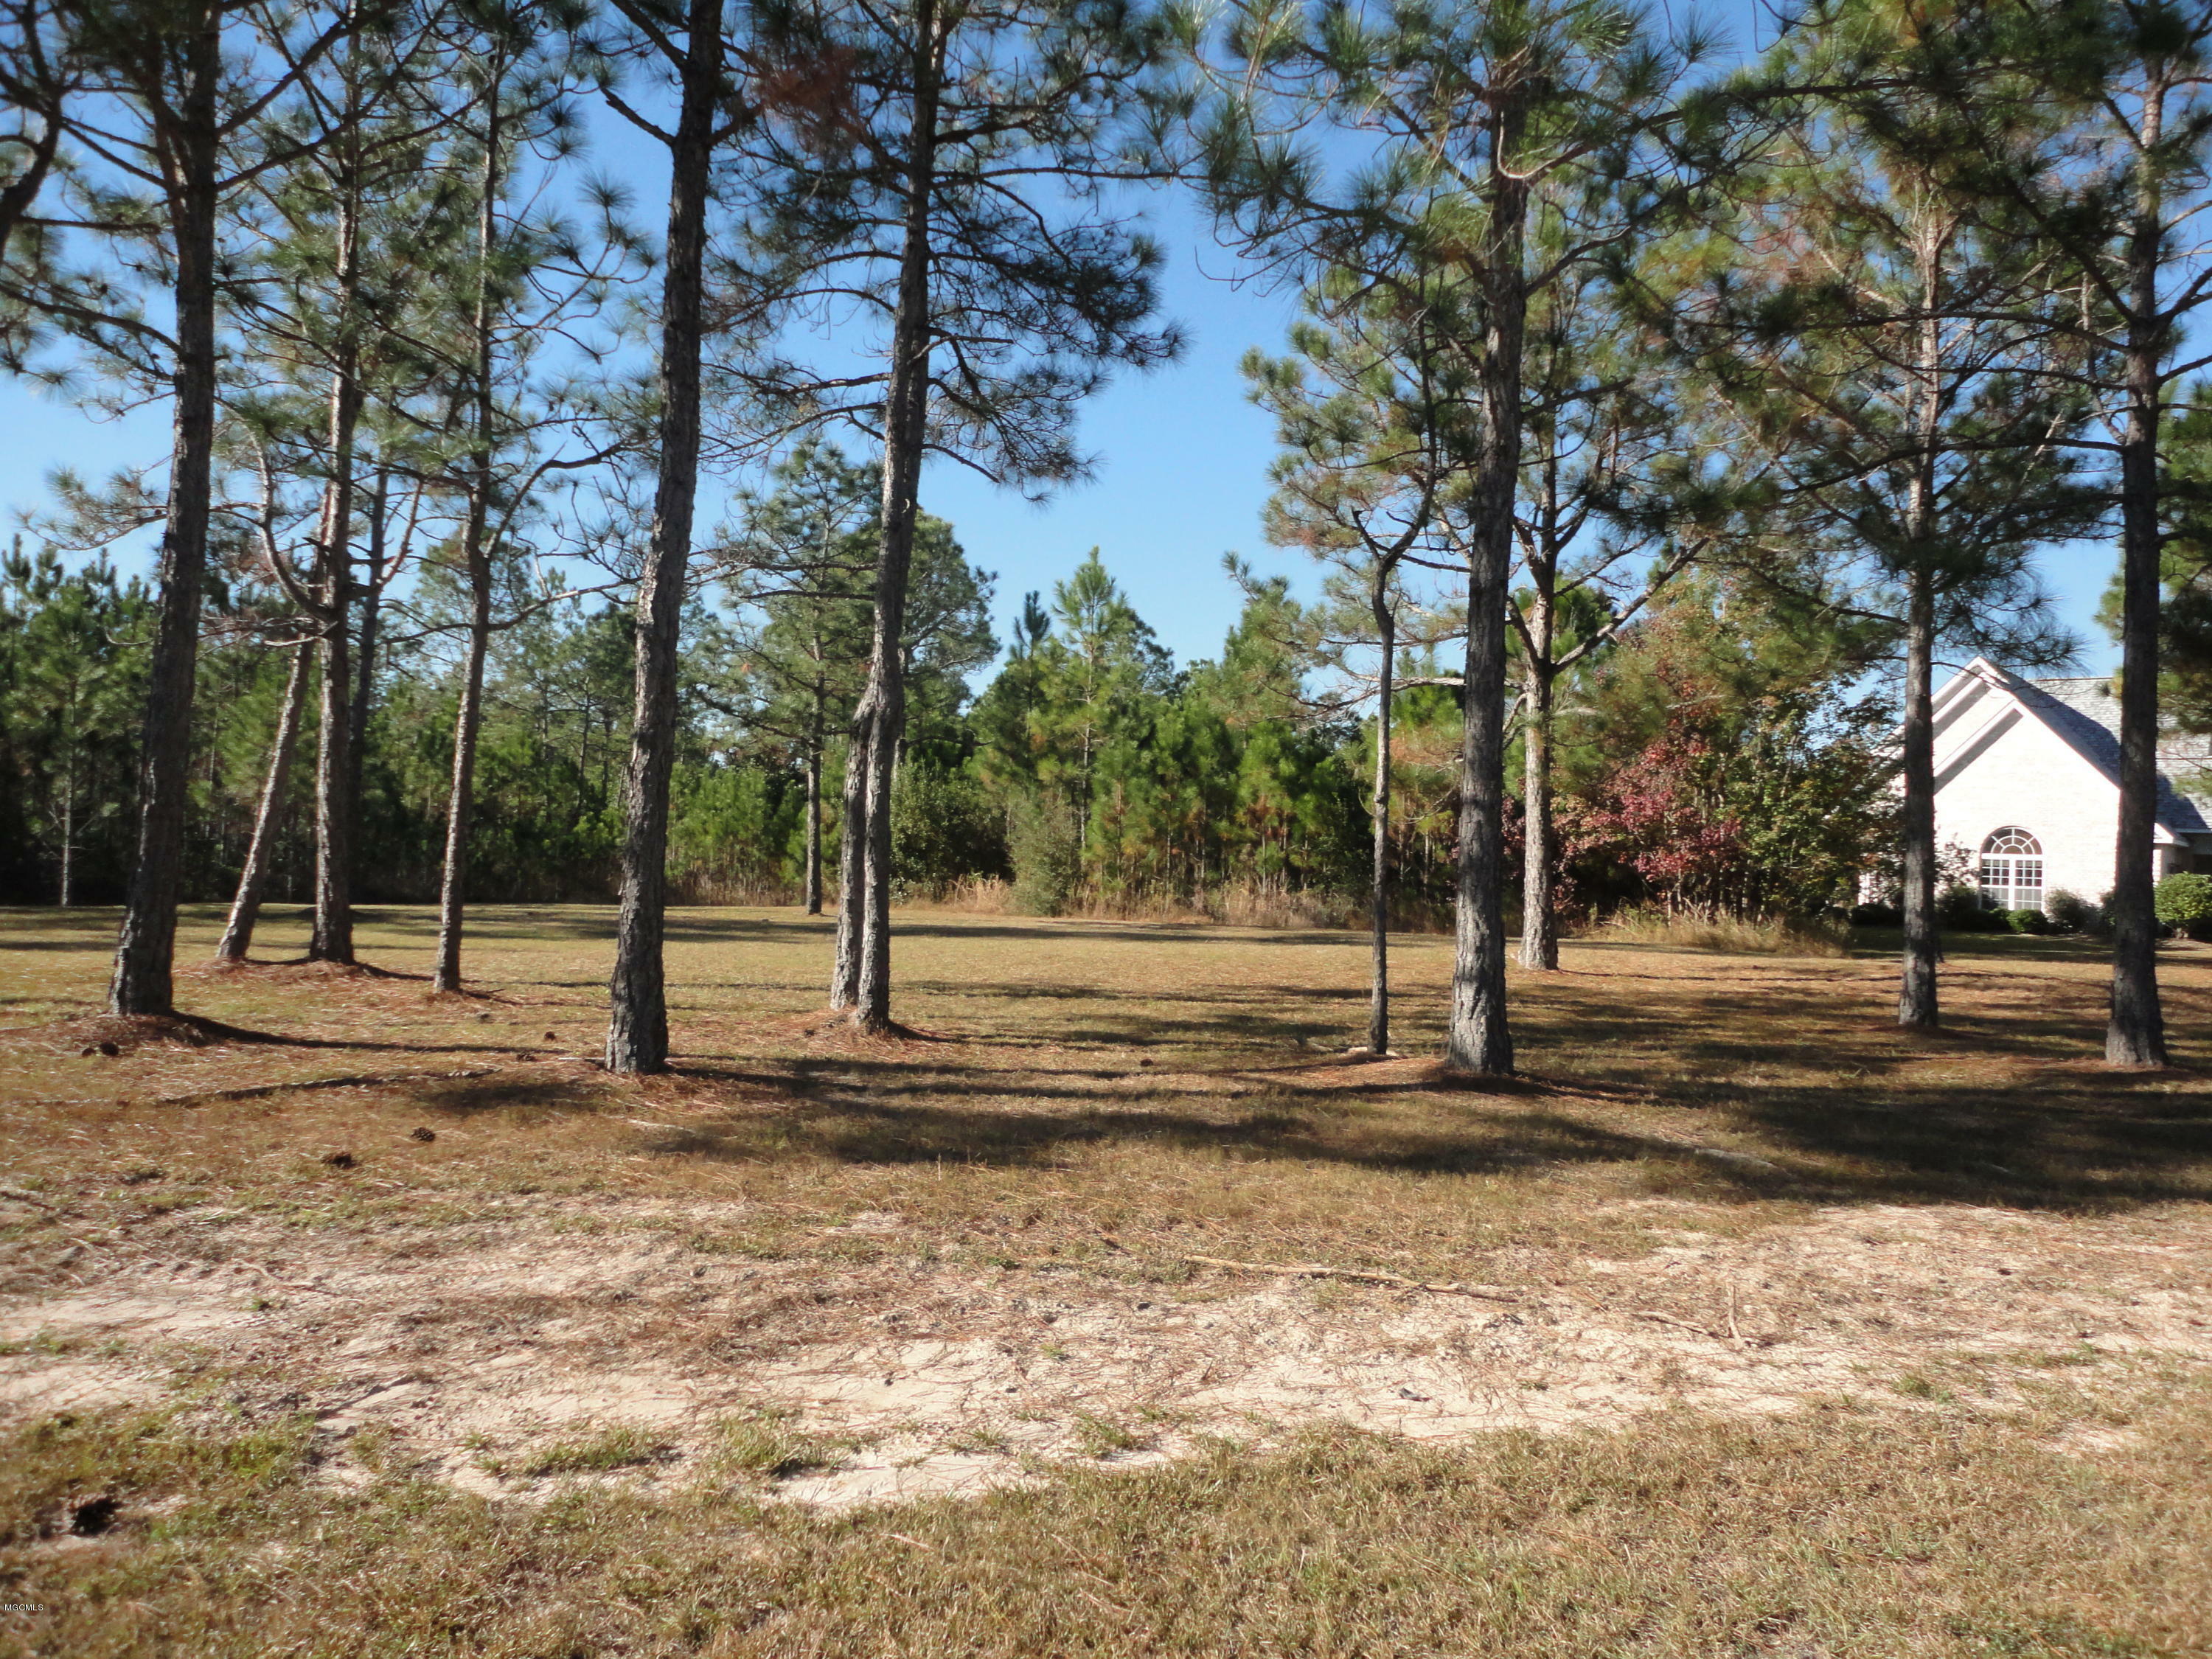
[1518,581,1559,973]
[58,773,74,908]
[348,469,389,818]
[844,0,942,1031]
[1897,569,1941,1029]
[217,641,312,961]
[830,745,866,1004]
[109,8,220,1018]
[606,0,720,1074]
[434,582,490,994]
[434,104,504,998]
[1446,98,1524,1077]
[1367,585,1394,1055]
[2109,86,2169,1070]
[1519,668,1558,974]
[307,361,361,964]
[306,35,366,966]
[803,694,824,916]
[1891,235,1947,1029]
[2109,324,2168,1065]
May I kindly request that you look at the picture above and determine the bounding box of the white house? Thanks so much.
[1930,657,2212,911]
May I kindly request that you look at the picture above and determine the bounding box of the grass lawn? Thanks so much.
[1,903,2209,1657]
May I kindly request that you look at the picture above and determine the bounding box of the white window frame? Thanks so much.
[1978,827,2044,912]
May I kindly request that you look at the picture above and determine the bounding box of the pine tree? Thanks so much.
[1896,0,2212,1065]
[215,634,313,959]
[712,440,880,914]
[1498,242,1722,974]
[602,0,756,1074]
[413,0,631,994]
[0,545,150,906]
[1660,3,2092,1029]
[1192,0,1719,1072]
[0,0,371,1013]
[226,18,461,964]
[1028,549,1174,859]
[742,0,1180,1029]
[709,441,996,917]
[1244,267,1471,1052]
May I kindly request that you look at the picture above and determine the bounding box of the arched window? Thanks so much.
[1978,827,2044,912]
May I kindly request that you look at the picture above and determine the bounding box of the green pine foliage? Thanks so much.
[0,544,151,905]
[2107,394,2212,734]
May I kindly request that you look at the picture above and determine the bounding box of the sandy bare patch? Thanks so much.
[1,1194,2205,1510]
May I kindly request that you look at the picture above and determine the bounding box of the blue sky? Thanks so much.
[0,0,2125,677]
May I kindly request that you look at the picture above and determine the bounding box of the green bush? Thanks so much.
[1850,901,1901,928]
[1009,795,1082,917]
[1937,885,2003,931]
[2006,908,2051,935]
[2043,889,2100,934]
[2154,871,2212,939]
[890,762,1008,897]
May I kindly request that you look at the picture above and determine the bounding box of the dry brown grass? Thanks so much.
[1,902,2210,1655]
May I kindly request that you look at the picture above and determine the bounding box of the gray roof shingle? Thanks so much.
[2018,674,2212,836]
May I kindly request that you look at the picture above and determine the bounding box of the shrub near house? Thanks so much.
[2157,872,2212,940]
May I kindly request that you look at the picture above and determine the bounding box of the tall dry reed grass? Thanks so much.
[1584,906,1850,957]
[911,877,1403,931]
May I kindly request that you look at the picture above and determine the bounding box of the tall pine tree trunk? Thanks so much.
[434,108,504,998]
[307,357,361,964]
[1446,100,1525,1077]
[58,760,74,908]
[1518,578,1559,973]
[1894,245,1944,1030]
[1898,568,1940,1029]
[846,0,941,1031]
[348,469,389,821]
[830,744,866,1004]
[434,585,490,994]
[607,0,720,1074]
[804,698,824,916]
[109,8,219,1017]
[2109,327,2167,1066]
[307,29,366,967]
[1519,667,1558,973]
[1367,588,1394,1055]
[2109,88,2168,1070]
[217,640,312,961]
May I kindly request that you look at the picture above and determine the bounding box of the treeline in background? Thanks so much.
[0,510,1896,931]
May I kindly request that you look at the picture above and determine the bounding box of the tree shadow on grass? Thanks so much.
[612,1075,2211,1211]
[378,1026,2206,1213]
[413,1073,612,1116]
[1733,1068,2212,1206]
[637,1088,1642,1182]
[15,906,2205,1214]
[187,956,432,984]
[7,1011,549,1061]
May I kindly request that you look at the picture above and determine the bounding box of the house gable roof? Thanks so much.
[1938,659,2212,840]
